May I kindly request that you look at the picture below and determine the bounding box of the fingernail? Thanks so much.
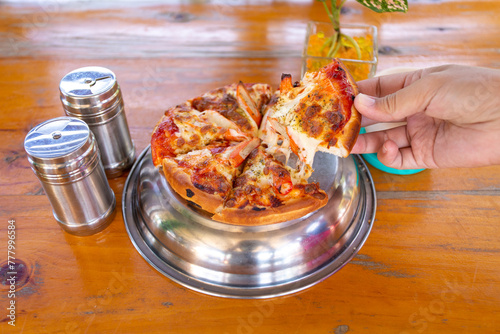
[356,93,376,108]
[382,142,388,154]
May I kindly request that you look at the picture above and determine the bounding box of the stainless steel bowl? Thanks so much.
[123,147,376,298]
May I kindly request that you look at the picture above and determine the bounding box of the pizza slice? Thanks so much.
[151,105,249,167]
[212,145,328,226]
[190,83,264,136]
[260,90,316,180]
[266,59,361,167]
[162,138,261,213]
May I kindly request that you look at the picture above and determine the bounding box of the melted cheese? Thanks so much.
[285,126,321,166]
[215,161,235,181]
[175,148,211,164]
[176,147,235,182]
[271,84,315,127]
[246,156,273,189]
[261,69,350,172]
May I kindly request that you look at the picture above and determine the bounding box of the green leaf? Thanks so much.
[355,0,408,13]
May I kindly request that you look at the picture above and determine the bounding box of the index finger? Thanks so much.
[357,68,425,98]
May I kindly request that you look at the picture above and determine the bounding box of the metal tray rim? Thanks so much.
[122,146,376,299]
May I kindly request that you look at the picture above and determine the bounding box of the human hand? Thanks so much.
[352,65,500,169]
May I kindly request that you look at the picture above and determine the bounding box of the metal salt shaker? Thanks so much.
[24,117,116,236]
[59,66,135,178]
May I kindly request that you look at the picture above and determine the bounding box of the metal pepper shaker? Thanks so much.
[59,66,135,178]
[24,117,116,236]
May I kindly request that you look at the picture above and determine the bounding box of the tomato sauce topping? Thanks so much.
[151,116,179,165]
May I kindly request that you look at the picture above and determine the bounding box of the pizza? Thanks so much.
[151,59,361,226]
[212,145,328,225]
[262,59,361,179]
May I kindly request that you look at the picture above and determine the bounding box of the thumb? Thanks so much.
[354,79,434,122]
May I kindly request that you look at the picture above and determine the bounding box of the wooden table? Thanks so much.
[1,1,499,333]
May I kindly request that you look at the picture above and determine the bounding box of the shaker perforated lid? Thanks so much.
[24,117,99,180]
[59,66,122,122]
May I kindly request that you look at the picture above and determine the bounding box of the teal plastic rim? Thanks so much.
[359,128,425,175]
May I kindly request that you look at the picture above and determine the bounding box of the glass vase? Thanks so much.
[302,21,378,81]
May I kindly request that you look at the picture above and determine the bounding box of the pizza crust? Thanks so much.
[324,59,361,156]
[161,159,224,214]
[212,193,328,226]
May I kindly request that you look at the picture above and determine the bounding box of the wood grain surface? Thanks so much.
[0,1,499,333]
